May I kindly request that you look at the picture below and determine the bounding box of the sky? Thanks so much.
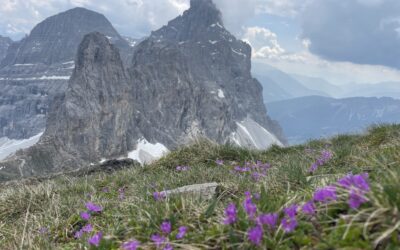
[1,0,400,85]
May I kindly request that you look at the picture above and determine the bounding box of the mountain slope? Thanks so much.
[2,124,400,249]
[0,8,131,141]
[0,0,285,181]
[268,95,400,144]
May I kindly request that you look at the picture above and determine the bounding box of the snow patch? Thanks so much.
[210,22,223,29]
[230,118,283,149]
[62,61,74,64]
[0,133,43,161]
[217,89,225,98]
[0,75,70,81]
[13,63,35,66]
[209,40,218,45]
[231,48,247,57]
[128,138,169,165]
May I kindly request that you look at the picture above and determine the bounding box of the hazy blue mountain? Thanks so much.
[291,74,343,97]
[340,82,400,100]
[252,63,329,102]
[268,96,400,144]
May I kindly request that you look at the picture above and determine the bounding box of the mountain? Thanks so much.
[252,63,329,102]
[0,8,132,141]
[340,81,400,100]
[267,95,400,144]
[1,7,129,66]
[0,35,12,61]
[291,74,342,97]
[0,0,285,181]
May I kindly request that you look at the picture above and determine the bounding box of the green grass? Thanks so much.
[1,124,400,249]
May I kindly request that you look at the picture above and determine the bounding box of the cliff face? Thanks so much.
[0,36,12,62]
[0,8,132,140]
[129,0,285,147]
[0,0,285,182]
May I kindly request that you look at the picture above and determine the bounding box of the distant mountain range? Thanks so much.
[268,95,400,144]
[0,0,284,182]
[253,63,400,102]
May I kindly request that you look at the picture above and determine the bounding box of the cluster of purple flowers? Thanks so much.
[338,173,370,209]
[75,202,103,246]
[232,161,271,182]
[176,165,190,172]
[151,220,188,250]
[223,173,370,247]
[309,149,333,172]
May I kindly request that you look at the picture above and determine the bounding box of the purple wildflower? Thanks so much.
[88,232,102,247]
[302,201,316,216]
[122,240,141,250]
[80,212,91,221]
[309,149,333,172]
[284,204,298,218]
[85,202,103,213]
[247,225,263,246]
[151,234,166,248]
[176,226,187,239]
[313,186,337,203]
[74,229,83,239]
[163,244,174,250]
[176,166,189,171]
[348,190,368,209]
[338,173,370,192]
[281,217,298,233]
[243,196,257,218]
[82,224,93,233]
[223,203,237,225]
[153,191,167,201]
[102,187,110,193]
[161,221,172,234]
[258,213,278,229]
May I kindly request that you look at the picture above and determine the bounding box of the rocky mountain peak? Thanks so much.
[151,0,223,42]
[1,7,127,66]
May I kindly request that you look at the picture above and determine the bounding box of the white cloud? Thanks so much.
[254,50,400,84]
[242,26,285,59]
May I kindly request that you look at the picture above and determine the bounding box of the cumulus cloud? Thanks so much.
[242,26,285,58]
[301,0,400,69]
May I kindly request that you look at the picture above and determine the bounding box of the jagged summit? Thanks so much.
[1,7,127,66]
[151,0,223,42]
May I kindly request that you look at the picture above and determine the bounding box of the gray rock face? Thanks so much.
[0,36,12,61]
[0,8,132,140]
[0,0,285,181]
[164,182,220,200]
[1,7,127,66]
[129,0,285,147]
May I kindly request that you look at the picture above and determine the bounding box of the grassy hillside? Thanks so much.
[1,124,400,249]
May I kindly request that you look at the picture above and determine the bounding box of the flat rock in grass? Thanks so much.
[165,182,220,200]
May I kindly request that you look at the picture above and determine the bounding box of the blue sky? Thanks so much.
[1,0,400,85]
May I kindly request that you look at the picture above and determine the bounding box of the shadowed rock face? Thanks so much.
[0,8,133,140]
[0,36,12,62]
[0,0,285,182]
